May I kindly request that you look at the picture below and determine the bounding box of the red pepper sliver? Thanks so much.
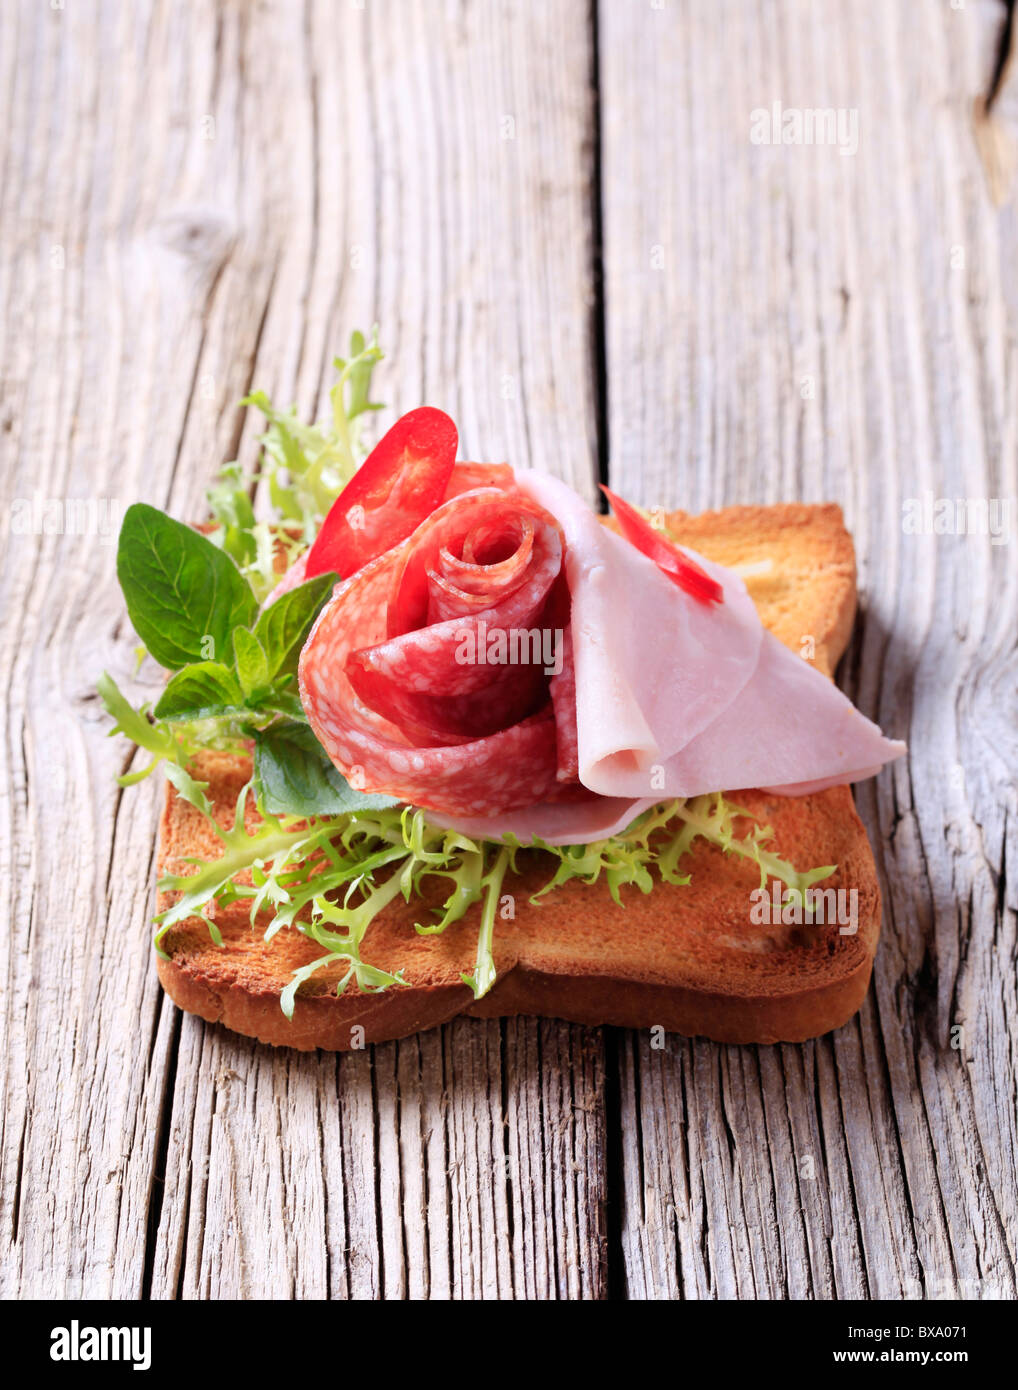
[600,485,724,605]
[305,407,458,580]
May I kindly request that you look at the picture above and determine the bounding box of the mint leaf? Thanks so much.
[154,662,244,721]
[253,572,337,678]
[253,722,399,817]
[253,688,307,722]
[117,503,257,670]
[230,626,270,697]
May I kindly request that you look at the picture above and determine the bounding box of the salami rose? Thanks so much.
[299,449,575,815]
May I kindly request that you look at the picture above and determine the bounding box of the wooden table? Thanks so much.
[2,0,1016,1300]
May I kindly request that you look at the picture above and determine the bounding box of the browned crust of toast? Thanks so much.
[155,501,880,1048]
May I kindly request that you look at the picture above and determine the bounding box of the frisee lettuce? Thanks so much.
[207,328,384,601]
[103,329,837,1022]
[152,784,835,1014]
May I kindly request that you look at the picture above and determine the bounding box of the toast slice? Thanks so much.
[155,502,880,1048]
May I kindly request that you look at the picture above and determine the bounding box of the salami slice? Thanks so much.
[345,663,548,747]
[443,461,515,498]
[353,522,561,698]
[299,486,569,815]
[387,488,561,635]
[426,516,536,622]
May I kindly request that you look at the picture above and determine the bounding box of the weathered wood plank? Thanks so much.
[6,0,1013,1306]
[0,0,605,1300]
[600,0,1018,1299]
[0,0,262,1299]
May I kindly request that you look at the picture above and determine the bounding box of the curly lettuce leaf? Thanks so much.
[98,670,184,785]
[152,778,836,1018]
[203,330,383,601]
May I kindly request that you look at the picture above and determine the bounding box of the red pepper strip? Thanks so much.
[304,407,458,579]
[600,485,724,605]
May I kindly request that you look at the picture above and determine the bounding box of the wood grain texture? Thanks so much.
[600,0,1017,1299]
[1,0,1015,1302]
[0,0,605,1300]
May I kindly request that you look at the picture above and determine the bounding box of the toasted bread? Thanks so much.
[155,502,880,1047]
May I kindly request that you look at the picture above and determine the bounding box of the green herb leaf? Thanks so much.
[252,572,337,678]
[154,662,244,721]
[206,461,259,571]
[117,503,257,669]
[230,626,270,698]
[241,328,385,520]
[257,690,307,722]
[253,722,400,817]
[280,953,407,1020]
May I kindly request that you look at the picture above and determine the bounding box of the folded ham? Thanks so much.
[432,471,905,845]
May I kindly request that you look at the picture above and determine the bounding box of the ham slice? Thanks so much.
[433,471,904,845]
[517,473,764,793]
[428,793,658,847]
